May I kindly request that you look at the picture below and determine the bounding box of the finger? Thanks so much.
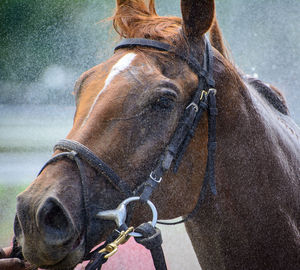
[0,258,25,270]
[74,263,85,270]
[24,261,34,270]
[0,248,6,259]
[0,247,13,258]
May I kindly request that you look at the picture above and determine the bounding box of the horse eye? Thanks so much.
[151,96,174,111]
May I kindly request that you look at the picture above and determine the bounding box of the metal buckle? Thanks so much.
[97,196,158,237]
[208,88,217,95]
[150,171,162,183]
[186,102,199,112]
[99,227,134,258]
[200,90,208,101]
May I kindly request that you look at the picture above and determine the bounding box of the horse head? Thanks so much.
[14,0,300,269]
[14,0,217,268]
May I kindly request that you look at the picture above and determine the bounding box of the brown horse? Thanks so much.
[13,0,300,269]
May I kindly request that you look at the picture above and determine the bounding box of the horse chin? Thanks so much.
[44,227,108,270]
[38,236,86,270]
[18,229,86,270]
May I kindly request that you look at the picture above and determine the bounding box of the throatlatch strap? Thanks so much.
[173,78,208,172]
[157,91,217,226]
[138,82,208,202]
[206,91,217,195]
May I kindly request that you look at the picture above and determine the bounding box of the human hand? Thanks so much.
[0,246,27,270]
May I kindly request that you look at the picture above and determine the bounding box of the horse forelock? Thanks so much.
[113,0,182,43]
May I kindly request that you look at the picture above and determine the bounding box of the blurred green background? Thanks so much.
[0,0,299,250]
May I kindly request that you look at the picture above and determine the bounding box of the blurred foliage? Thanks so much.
[0,0,116,103]
[0,0,114,82]
[0,184,27,246]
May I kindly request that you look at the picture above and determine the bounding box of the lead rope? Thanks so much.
[134,223,167,270]
[85,224,166,270]
[85,229,121,270]
[86,225,166,270]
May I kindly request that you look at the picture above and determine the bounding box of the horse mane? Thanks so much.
[209,17,289,115]
[246,77,289,115]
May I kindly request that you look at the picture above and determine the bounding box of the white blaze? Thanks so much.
[84,53,137,123]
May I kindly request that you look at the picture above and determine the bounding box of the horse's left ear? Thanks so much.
[181,0,215,41]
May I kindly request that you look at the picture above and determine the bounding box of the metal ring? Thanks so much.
[208,88,217,95]
[97,196,158,238]
[186,102,199,112]
[121,197,158,237]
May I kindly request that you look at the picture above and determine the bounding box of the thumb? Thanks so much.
[0,247,13,259]
[0,258,26,270]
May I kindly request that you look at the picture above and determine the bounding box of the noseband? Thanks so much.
[37,36,217,263]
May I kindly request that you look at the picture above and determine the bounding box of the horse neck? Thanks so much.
[184,57,300,269]
[183,71,256,268]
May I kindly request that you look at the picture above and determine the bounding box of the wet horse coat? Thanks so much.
[13,0,300,269]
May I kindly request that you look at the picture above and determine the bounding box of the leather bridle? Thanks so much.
[36,36,218,263]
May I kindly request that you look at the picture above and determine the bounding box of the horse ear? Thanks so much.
[181,0,215,41]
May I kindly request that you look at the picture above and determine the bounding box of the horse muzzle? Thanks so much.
[14,194,85,268]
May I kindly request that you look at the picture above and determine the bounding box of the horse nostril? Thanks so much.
[44,203,68,231]
[37,197,75,245]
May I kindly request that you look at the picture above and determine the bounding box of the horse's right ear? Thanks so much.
[181,0,215,41]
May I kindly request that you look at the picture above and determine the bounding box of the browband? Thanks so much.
[115,38,172,52]
[115,37,215,87]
